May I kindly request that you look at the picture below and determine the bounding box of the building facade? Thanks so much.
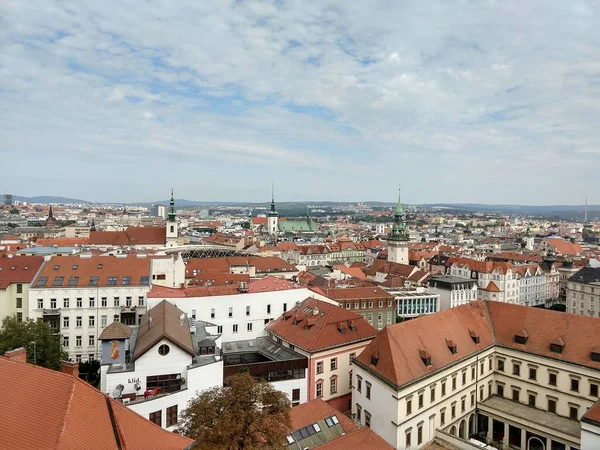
[428,275,478,311]
[566,267,600,318]
[0,256,44,323]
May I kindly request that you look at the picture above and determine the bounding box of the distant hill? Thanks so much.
[14,195,92,204]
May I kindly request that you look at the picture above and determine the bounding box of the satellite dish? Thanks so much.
[179,377,186,385]
[112,384,124,399]
[179,313,185,320]
[134,382,141,391]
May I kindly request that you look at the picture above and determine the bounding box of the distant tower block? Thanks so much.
[3,193,13,206]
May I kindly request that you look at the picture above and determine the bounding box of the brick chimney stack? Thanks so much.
[61,361,79,378]
[4,347,27,363]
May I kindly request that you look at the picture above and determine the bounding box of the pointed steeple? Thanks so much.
[388,186,408,242]
[268,182,278,217]
[525,223,531,237]
[90,219,96,232]
[48,205,54,219]
[168,189,176,223]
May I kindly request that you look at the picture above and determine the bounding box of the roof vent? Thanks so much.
[514,328,529,345]
[370,350,379,366]
[469,329,480,345]
[550,336,565,354]
[338,322,346,335]
[296,301,302,308]
[446,339,457,355]
[419,349,432,367]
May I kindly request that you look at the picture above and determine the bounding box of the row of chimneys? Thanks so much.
[3,347,79,377]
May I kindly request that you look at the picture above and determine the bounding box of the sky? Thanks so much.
[1,1,599,205]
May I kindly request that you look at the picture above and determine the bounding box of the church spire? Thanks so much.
[168,189,176,223]
[48,205,54,219]
[90,219,96,232]
[268,182,278,217]
[388,186,408,242]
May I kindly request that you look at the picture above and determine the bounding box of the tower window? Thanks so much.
[170,225,174,233]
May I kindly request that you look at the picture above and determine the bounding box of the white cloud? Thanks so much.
[0,0,599,203]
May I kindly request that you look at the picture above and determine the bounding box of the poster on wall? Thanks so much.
[102,339,126,364]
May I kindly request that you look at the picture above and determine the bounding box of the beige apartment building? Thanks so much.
[566,267,600,318]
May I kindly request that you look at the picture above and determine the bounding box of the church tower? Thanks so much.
[386,188,409,265]
[267,182,279,236]
[524,223,534,251]
[166,189,178,248]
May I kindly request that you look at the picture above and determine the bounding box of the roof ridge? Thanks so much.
[308,300,333,351]
[483,300,497,344]
[56,374,78,448]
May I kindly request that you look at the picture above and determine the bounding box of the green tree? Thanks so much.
[9,207,19,215]
[179,373,291,450]
[0,316,67,370]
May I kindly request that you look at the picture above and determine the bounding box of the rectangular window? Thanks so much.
[113,297,119,307]
[316,362,323,374]
[88,335,95,346]
[570,406,578,420]
[16,297,22,309]
[591,383,599,397]
[316,382,323,397]
[63,336,69,347]
[480,362,484,375]
[470,391,475,407]
[365,411,371,428]
[366,382,371,400]
[50,298,57,309]
[549,373,557,386]
[233,324,238,333]
[228,307,233,318]
[89,316,95,327]
[452,377,457,391]
[330,377,337,395]
[101,297,107,307]
[138,296,145,306]
[52,277,64,287]
[513,364,521,376]
[283,303,287,312]
[63,298,69,308]
[489,358,492,370]
[63,317,69,328]
[122,276,131,286]
[418,392,423,409]
[166,405,178,427]
[462,372,466,385]
[76,316,82,327]
[292,388,300,403]
[471,366,476,380]
[330,358,337,371]
[497,384,504,397]
[217,325,222,334]
[461,397,465,412]
[417,424,423,445]
[107,277,118,285]
[126,297,132,306]
[267,304,271,314]
[430,387,435,403]
[75,298,82,307]
[440,409,445,425]
[16,283,23,294]
[246,305,250,316]
[451,403,456,419]
[68,276,79,286]
[406,398,412,415]
[89,276,99,286]
[149,410,162,426]
[357,375,362,393]
[406,430,411,448]
[529,367,537,380]
[247,323,252,332]
[498,360,505,372]
[512,388,519,402]
[548,399,556,414]
[528,394,536,407]
[571,379,580,392]
[101,315,107,327]
[356,404,362,422]
[210,308,215,319]
[76,336,82,347]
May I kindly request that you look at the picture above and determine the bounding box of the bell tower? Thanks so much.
[386,187,409,264]
[267,182,279,236]
[166,189,178,248]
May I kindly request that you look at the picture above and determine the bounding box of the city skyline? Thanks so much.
[2,1,600,203]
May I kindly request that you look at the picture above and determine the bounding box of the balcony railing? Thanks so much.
[120,305,136,312]
[43,308,61,316]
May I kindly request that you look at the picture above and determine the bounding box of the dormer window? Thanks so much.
[514,328,529,345]
[420,349,432,367]
[446,339,457,355]
[469,329,480,345]
[371,350,379,366]
[550,337,565,354]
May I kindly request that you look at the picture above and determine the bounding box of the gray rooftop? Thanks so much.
[429,275,478,286]
[222,337,305,362]
[479,395,580,439]
[16,247,81,255]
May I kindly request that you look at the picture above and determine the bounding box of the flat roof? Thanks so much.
[429,275,478,284]
[479,395,579,439]
[222,337,306,362]
[16,247,80,255]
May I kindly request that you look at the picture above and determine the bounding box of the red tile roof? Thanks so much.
[0,256,45,289]
[266,298,377,352]
[31,255,150,288]
[364,260,416,278]
[546,238,582,256]
[185,256,296,278]
[317,427,394,449]
[34,237,89,247]
[148,276,304,298]
[332,265,367,280]
[89,227,166,246]
[356,300,600,388]
[312,286,394,301]
[0,354,194,449]
[188,272,250,287]
[290,398,356,432]
[582,398,600,426]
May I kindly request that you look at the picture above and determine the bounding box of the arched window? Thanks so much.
[170,225,174,233]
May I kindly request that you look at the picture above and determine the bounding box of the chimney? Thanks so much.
[4,347,27,363]
[61,361,79,378]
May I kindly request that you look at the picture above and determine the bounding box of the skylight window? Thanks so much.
[35,277,48,287]
[140,276,149,285]
[121,276,131,286]
[88,276,99,286]
[53,265,60,270]
[107,277,118,285]
[68,276,79,286]
[72,265,78,270]
[52,276,64,286]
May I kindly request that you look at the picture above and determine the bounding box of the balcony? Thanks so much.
[42,308,61,316]
[120,305,137,312]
